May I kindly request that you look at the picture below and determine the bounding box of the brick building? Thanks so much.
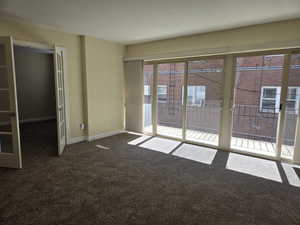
[144,54,300,144]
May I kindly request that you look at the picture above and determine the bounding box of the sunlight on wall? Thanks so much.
[172,144,217,165]
[139,137,181,154]
[226,153,282,183]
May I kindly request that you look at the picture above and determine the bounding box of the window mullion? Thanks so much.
[276,54,291,158]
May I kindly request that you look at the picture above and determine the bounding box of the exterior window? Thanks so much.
[158,85,167,102]
[260,86,281,113]
[260,86,300,113]
[286,87,300,113]
[184,86,206,106]
[144,85,150,96]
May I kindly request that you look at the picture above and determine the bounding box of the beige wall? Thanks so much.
[0,19,84,139]
[124,61,144,133]
[2,17,300,147]
[14,46,56,121]
[82,36,125,137]
[126,19,300,60]
[0,19,127,141]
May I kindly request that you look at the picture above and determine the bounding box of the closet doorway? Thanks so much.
[14,45,57,164]
[0,37,68,169]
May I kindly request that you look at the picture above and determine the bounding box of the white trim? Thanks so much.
[68,130,127,144]
[67,136,87,145]
[124,40,300,62]
[60,47,71,146]
[14,39,53,52]
[87,129,126,141]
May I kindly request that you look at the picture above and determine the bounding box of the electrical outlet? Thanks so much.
[80,123,85,130]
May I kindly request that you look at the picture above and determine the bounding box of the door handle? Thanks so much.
[279,104,283,111]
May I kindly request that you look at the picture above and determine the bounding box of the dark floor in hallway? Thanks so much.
[1,126,300,225]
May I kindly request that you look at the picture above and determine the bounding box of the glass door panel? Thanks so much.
[186,59,224,146]
[281,54,300,159]
[143,64,153,134]
[0,37,22,168]
[0,114,13,153]
[157,63,184,138]
[0,43,13,154]
[231,54,285,157]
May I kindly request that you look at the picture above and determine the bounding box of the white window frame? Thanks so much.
[260,86,281,113]
[183,85,206,106]
[260,86,300,114]
[144,85,150,96]
[286,86,300,114]
[157,85,167,102]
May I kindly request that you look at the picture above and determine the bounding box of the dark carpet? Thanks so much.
[1,121,300,225]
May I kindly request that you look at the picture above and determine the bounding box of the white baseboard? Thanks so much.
[67,129,126,145]
[68,136,87,145]
[88,129,125,141]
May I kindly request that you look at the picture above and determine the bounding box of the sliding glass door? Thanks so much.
[156,63,184,138]
[142,51,300,161]
[185,59,224,145]
[281,54,300,159]
[231,54,285,157]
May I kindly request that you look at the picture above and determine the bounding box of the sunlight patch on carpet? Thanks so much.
[226,153,282,183]
[140,137,181,154]
[172,144,217,165]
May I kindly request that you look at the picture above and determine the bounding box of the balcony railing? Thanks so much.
[144,101,296,158]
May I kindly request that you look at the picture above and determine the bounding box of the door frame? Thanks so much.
[0,36,22,168]
[227,52,299,162]
[148,57,227,147]
[144,48,300,164]
[13,39,70,147]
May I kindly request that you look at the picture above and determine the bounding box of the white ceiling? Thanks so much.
[0,0,300,44]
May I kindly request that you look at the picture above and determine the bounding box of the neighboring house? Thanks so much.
[144,55,300,143]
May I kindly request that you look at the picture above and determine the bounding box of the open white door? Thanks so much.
[0,36,22,168]
[54,47,66,155]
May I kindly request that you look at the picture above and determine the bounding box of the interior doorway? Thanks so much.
[13,45,58,163]
[0,37,68,169]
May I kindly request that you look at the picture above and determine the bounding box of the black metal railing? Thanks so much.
[144,102,297,144]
